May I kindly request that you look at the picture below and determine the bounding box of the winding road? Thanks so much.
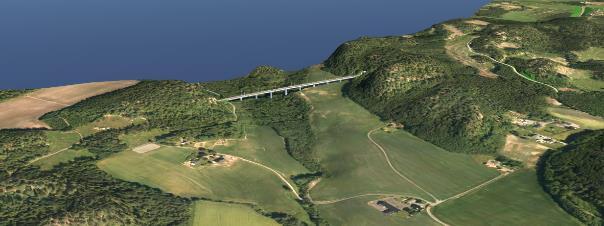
[466,39,559,93]
[307,125,511,226]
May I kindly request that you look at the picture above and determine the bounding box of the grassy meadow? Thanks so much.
[97,146,310,223]
[317,195,440,226]
[304,83,430,201]
[213,125,310,178]
[548,107,604,130]
[433,170,581,226]
[189,200,279,226]
[371,129,499,199]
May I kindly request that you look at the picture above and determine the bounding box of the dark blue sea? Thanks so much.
[0,0,489,89]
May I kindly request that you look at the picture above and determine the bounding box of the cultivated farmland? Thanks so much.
[0,80,138,129]
[97,146,310,224]
[433,170,581,226]
[190,200,279,226]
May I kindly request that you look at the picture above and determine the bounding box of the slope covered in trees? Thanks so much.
[541,130,604,225]
[0,129,192,225]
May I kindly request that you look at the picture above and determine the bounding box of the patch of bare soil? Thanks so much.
[491,2,522,10]
[559,87,580,92]
[545,97,562,106]
[443,24,464,40]
[556,65,575,76]
[502,134,549,167]
[132,143,161,154]
[496,42,520,49]
[464,19,489,26]
[0,80,138,129]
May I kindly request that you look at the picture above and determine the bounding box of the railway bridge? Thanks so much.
[220,71,365,101]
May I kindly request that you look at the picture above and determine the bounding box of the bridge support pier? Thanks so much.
[312,84,316,87]
[255,95,258,99]
[270,92,273,99]
[285,89,288,95]
[298,87,302,91]
[239,97,243,101]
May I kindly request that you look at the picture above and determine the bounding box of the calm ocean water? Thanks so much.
[0,0,489,89]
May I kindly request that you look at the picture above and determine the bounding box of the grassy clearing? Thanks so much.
[189,200,279,226]
[496,2,578,22]
[433,170,581,226]
[548,107,604,129]
[213,125,310,178]
[371,129,499,199]
[304,83,430,201]
[574,47,604,61]
[501,134,549,168]
[570,5,583,17]
[33,149,94,170]
[562,69,604,91]
[75,115,134,137]
[317,196,440,226]
[45,131,80,152]
[119,128,167,148]
[97,146,310,223]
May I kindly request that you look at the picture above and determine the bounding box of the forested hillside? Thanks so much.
[0,129,192,225]
[542,130,604,225]
[40,80,234,135]
[325,24,553,153]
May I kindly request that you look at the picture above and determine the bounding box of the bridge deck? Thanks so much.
[220,73,362,101]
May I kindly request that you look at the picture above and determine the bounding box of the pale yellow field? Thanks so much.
[0,81,138,129]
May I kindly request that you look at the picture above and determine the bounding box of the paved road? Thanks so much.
[466,40,559,93]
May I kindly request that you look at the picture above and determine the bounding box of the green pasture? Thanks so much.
[189,200,279,226]
[317,196,440,226]
[304,83,430,202]
[75,115,133,137]
[433,170,581,226]
[371,129,499,199]
[213,125,310,178]
[45,131,80,152]
[119,128,167,148]
[34,149,94,170]
[548,107,604,130]
[97,146,310,223]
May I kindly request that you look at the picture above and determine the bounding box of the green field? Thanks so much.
[570,6,583,17]
[433,170,581,226]
[213,125,310,178]
[371,129,499,199]
[548,107,604,129]
[304,84,430,202]
[119,128,167,148]
[302,82,503,225]
[97,146,310,223]
[189,200,279,226]
[317,196,440,226]
[75,115,134,137]
[45,131,80,152]
[574,47,604,61]
[34,149,94,170]
[494,1,579,22]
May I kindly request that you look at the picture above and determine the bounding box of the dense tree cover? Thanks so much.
[0,89,30,102]
[558,92,604,118]
[472,17,604,60]
[325,24,553,153]
[243,95,318,171]
[506,57,570,87]
[0,129,47,180]
[203,65,308,97]
[0,129,192,225]
[541,130,604,225]
[40,80,233,131]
